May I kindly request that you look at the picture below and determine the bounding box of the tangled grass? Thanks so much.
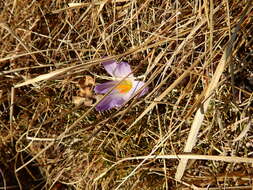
[0,0,253,189]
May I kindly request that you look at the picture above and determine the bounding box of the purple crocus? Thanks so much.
[94,60,148,111]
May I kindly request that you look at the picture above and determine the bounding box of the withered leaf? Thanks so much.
[72,96,93,106]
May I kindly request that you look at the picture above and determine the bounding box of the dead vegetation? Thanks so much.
[0,0,253,189]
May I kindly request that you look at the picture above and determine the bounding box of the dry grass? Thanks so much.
[0,0,253,189]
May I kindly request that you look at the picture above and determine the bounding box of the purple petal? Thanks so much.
[95,94,125,111]
[124,81,148,100]
[114,62,133,78]
[102,60,133,78]
[102,60,118,77]
[94,81,117,94]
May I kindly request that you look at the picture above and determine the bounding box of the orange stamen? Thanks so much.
[116,80,132,94]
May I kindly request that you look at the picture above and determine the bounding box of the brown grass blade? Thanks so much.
[175,2,252,180]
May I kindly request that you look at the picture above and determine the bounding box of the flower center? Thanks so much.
[116,80,132,94]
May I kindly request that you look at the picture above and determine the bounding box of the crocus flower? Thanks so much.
[94,60,148,111]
